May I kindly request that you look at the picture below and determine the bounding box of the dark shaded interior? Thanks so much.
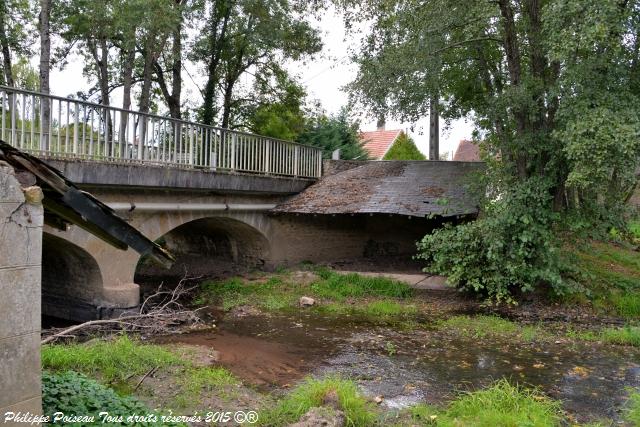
[135,216,270,291]
[41,232,103,322]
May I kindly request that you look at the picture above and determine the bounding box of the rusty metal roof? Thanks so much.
[0,140,174,267]
[272,160,484,218]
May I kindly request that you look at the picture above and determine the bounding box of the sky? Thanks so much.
[47,5,473,159]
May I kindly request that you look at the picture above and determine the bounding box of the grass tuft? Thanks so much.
[624,391,640,425]
[311,269,413,300]
[409,380,562,427]
[259,376,377,426]
[42,335,181,386]
[600,325,640,346]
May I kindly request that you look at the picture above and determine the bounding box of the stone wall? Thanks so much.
[0,162,43,417]
[268,214,441,269]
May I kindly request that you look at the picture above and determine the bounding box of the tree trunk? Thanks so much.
[169,21,182,120]
[155,15,182,120]
[429,96,439,160]
[39,0,51,150]
[202,2,231,125]
[0,1,14,86]
[221,77,234,129]
[120,47,135,156]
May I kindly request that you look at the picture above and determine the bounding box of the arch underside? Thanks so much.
[42,232,104,321]
[135,216,270,289]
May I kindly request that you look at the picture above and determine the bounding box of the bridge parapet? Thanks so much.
[0,85,322,178]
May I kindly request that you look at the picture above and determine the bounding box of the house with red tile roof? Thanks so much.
[359,121,405,160]
[453,139,481,162]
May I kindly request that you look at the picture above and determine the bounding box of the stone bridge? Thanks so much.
[0,85,483,322]
[39,158,482,321]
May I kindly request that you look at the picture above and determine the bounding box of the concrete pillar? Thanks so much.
[0,161,43,417]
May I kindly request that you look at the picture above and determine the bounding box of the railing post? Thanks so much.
[231,132,237,171]
[73,103,79,155]
[265,139,271,174]
[294,145,299,177]
[137,115,143,160]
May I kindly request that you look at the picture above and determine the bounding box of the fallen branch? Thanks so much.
[42,275,204,345]
[133,366,159,392]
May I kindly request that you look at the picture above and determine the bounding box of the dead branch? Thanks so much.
[134,366,159,392]
[42,275,205,345]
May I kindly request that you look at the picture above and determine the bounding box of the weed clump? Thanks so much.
[409,380,562,426]
[259,376,377,426]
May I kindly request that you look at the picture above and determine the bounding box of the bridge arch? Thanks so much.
[42,232,104,321]
[135,214,271,288]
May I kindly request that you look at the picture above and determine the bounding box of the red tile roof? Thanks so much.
[359,129,403,160]
[453,139,481,162]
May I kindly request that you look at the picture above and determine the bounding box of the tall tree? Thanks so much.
[154,0,186,119]
[194,0,321,128]
[297,109,369,160]
[39,0,51,148]
[0,0,33,86]
[341,0,640,300]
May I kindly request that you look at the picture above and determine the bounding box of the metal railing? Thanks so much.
[0,85,322,178]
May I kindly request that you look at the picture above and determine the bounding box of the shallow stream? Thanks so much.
[160,310,640,423]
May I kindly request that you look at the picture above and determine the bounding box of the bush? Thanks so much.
[42,371,175,426]
[417,178,566,302]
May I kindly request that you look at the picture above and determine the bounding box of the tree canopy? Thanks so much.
[296,109,369,160]
[340,0,640,301]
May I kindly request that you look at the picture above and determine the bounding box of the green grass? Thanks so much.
[320,300,417,318]
[43,335,239,409]
[611,293,640,319]
[570,242,640,291]
[408,380,562,427]
[259,376,377,426]
[173,367,239,407]
[600,325,640,346]
[311,269,413,300]
[42,335,181,387]
[624,391,640,425]
[565,240,640,318]
[629,220,640,239]
[436,315,544,342]
[197,270,414,324]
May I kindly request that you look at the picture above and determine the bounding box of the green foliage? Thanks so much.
[259,376,377,426]
[245,68,309,140]
[42,335,181,387]
[42,370,175,426]
[195,0,322,127]
[382,133,425,160]
[418,178,566,302]
[342,0,640,301]
[296,109,369,159]
[409,380,563,427]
